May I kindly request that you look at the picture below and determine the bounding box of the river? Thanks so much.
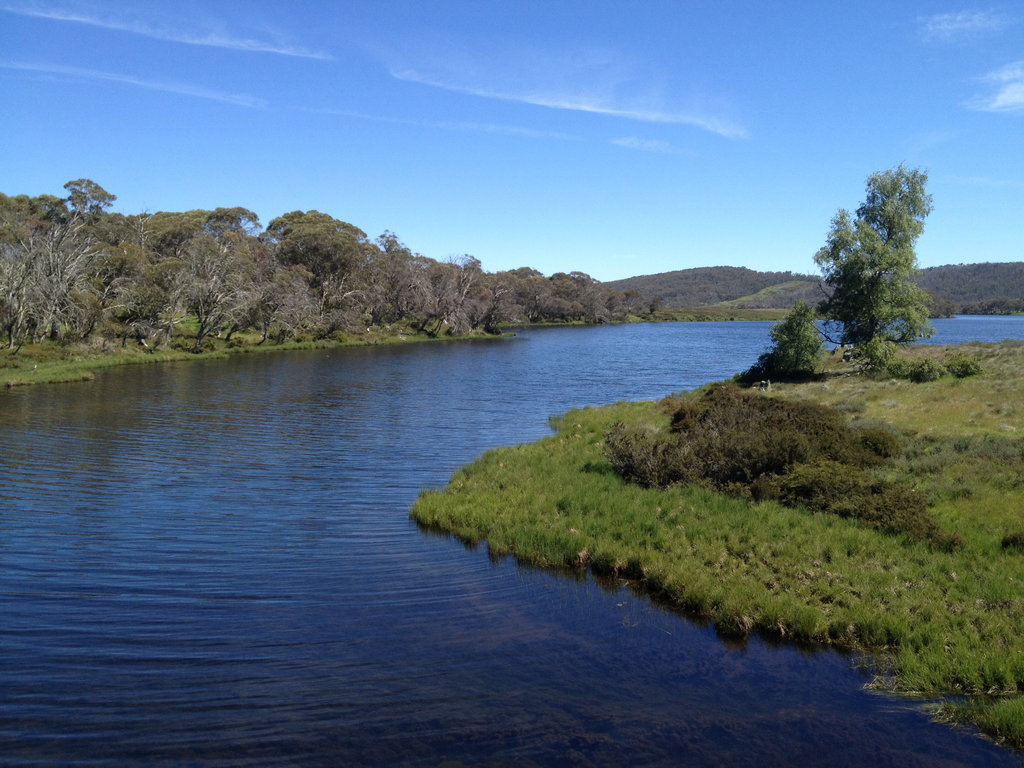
[2,317,1022,766]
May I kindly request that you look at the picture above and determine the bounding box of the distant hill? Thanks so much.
[915,262,1024,313]
[604,262,1024,314]
[604,266,821,309]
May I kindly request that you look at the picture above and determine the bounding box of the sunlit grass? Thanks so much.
[412,341,1024,748]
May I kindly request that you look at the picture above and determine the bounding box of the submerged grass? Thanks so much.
[412,341,1024,750]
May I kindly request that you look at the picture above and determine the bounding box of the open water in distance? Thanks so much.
[2,317,1023,766]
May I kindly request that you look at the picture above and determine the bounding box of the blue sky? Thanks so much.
[2,1,1021,281]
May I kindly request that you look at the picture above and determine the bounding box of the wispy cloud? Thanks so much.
[947,174,1024,189]
[2,61,267,108]
[0,1,332,60]
[387,45,747,140]
[969,60,1024,112]
[919,9,1012,41]
[610,136,689,155]
[302,106,576,141]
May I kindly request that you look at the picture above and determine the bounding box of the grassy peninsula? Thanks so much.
[413,341,1024,748]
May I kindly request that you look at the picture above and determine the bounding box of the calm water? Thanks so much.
[2,318,1023,766]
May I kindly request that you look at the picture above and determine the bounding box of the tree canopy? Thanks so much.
[0,180,639,350]
[815,165,934,364]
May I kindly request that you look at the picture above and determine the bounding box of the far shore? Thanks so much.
[2,308,787,389]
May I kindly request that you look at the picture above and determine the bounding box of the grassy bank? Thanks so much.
[1,324,510,388]
[412,341,1024,749]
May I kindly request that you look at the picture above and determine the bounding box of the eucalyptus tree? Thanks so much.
[364,231,429,326]
[503,267,555,323]
[202,206,261,238]
[569,271,611,323]
[175,227,257,349]
[242,264,314,343]
[465,271,515,333]
[147,210,210,260]
[264,211,373,333]
[22,213,100,341]
[815,165,934,366]
[548,271,609,322]
[63,179,116,220]
[420,255,481,336]
[0,240,33,348]
[0,188,102,345]
[0,195,34,347]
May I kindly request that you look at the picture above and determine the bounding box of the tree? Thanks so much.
[175,232,252,348]
[364,231,428,325]
[744,301,823,381]
[63,179,116,220]
[22,216,99,341]
[814,164,934,366]
[419,255,480,336]
[263,211,371,331]
[0,240,34,348]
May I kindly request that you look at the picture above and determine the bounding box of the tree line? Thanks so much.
[0,180,648,351]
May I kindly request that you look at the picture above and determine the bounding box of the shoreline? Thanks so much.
[1,328,516,389]
[2,309,787,389]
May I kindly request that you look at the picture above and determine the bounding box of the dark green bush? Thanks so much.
[669,385,890,470]
[944,353,984,378]
[887,358,945,382]
[775,460,951,547]
[1002,532,1024,552]
[605,385,953,548]
[859,427,903,459]
[739,301,823,382]
[885,359,912,378]
[912,359,944,382]
[603,422,694,488]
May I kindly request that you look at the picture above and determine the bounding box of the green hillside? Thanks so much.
[604,266,820,309]
[605,263,1024,313]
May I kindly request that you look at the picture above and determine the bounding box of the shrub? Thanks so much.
[775,460,949,546]
[859,427,902,459]
[1002,532,1024,552]
[944,353,984,378]
[603,422,694,488]
[887,358,944,382]
[669,385,890,470]
[861,338,897,372]
[908,359,944,382]
[741,302,823,382]
[605,385,954,548]
[886,358,912,379]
